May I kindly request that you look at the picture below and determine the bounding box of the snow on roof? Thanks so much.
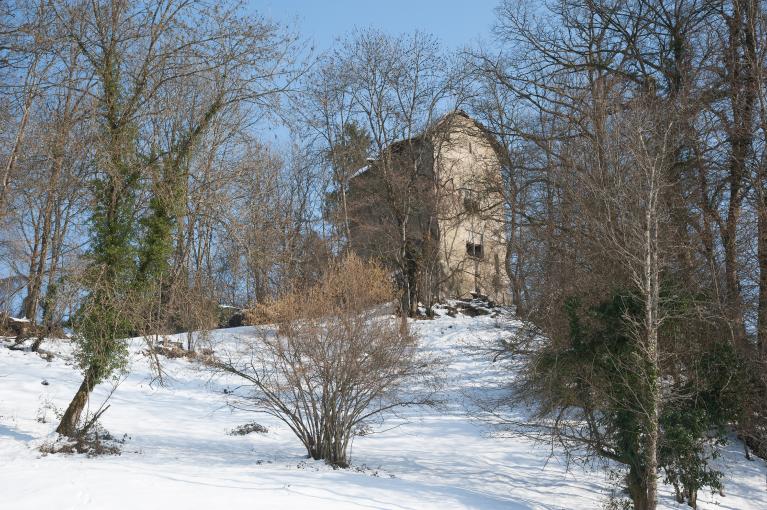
[350,165,369,179]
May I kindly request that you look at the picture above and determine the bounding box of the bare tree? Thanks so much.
[45,0,299,438]
[217,255,439,467]
[296,59,368,252]
[0,1,55,219]
[469,1,766,507]
[304,29,462,315]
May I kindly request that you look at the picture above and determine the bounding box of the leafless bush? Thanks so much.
[243,301,280,326]
[217,255,440,467]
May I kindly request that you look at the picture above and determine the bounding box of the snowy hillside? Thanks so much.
[1,314,766,510]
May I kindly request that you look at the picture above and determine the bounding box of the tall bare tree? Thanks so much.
[306,29,462,315]
[43,0,299,438]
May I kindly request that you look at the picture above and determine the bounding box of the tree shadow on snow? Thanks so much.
[0,423,35,442]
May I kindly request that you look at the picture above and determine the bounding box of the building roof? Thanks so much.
[349,110,506,181]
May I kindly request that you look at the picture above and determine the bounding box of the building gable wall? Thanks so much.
[347,112,510,305]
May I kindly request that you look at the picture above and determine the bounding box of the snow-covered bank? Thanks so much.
[1,315,765,509]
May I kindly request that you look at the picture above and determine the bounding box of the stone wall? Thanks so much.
[433,113,510,304]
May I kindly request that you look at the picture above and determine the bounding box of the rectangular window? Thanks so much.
[466,242,483,260]
[463,188,480,214]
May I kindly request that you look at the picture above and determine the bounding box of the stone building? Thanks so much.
[347,111,510,307]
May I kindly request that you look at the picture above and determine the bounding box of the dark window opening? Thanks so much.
[463,189,480,214]
[466,242,483,260]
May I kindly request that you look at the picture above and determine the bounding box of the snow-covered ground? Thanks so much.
[1,313,766,509]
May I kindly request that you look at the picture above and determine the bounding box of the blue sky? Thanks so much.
[252,0,500,52]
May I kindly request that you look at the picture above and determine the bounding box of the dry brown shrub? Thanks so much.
[217,254,439,467]
[242,301,278,325]
[271,254,394,320]
[244,255,394,325]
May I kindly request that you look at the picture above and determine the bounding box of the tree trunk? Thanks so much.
[759,193,767,358]
[723,0,756,352]
[25,171,58,326]
[505,196,522,310]
[340,183,353,252]
[643,188,661,510]
[687,487,697,509]
[0,54,40,216]
[40,203,66,334]
[628,464,651,510]
[55,367,98,437]
[22,221,41,321]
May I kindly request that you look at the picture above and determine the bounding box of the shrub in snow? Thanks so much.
[228,422,269,435]
[41,423,126,457]
[510,291,744,510]
[217,255,439,467]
